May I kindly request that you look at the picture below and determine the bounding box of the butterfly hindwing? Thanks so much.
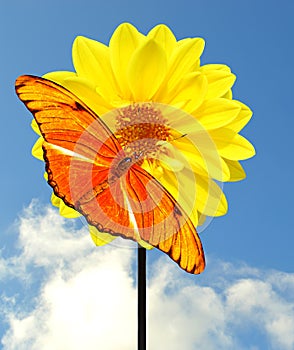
[127,165,205,274]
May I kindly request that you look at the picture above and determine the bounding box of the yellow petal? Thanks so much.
[156,141,186,171]
[163,72,207,112]
[141,160,194,230]
[59,201,81,218]
[159,154,185,172]
[199,64,231,73]
[89,225,117,246]
[31,119,41,136]
[141,159,164,179]
[196,176,228,216]
[176,38,191,46]
[158,167,199,227]
[211,128,256,160]
[160,166,227,219]
[167,112,229,181]
[203,70,236,99]
[178,148,210,177]
[137,239,154,250]
[225,101,253,133]
[176,142,230,181]
[43,71,76,82]
[51,193,81,218]
[166,105,205,135]
[72,36,120,104]
[197,212,207,226]
[110,23,144,99]
[127,39,167,101]
[224,159,246,181]
[147,24,177,56]
[51,192,60,207]
[60,76,112,115]
[44,70,113,114]
[193,98,241,129]
[31,137,44,160]
[221,89,233,99]
[73,37,110,83]
[165,38,205,91]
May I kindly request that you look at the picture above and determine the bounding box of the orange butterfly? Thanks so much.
[15,75,205,274]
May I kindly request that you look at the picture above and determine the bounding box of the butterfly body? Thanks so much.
[15,75,205,274]
[117,156,133,170]
[111,154,139,178]
[77,153,140,204]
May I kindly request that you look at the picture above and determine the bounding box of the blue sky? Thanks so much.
[1,1,294,349]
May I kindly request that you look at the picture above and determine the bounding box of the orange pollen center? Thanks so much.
[114,103,171,160]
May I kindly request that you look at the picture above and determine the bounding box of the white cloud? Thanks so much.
[225,279,294,350]
[1,200,294,350]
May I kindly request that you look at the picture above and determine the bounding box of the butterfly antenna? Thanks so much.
[172,133,187,141]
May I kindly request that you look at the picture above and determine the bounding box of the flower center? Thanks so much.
[114,103,171,161]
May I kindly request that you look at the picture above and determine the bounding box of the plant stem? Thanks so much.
[138,246,146,350]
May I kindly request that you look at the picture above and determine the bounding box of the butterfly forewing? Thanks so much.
[16,75,120,161]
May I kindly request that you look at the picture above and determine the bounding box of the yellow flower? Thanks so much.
[31,23,255,246]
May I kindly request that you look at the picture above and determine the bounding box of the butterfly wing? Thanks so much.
[126,165,205,274]
[15,75,120,160]
[15,75,132,234]
[15,75,205,274]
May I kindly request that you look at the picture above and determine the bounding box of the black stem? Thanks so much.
[138,246,146,350]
